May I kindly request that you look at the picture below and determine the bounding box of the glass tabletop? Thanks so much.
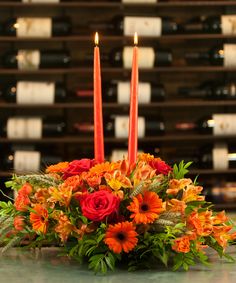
[0,247,236,283]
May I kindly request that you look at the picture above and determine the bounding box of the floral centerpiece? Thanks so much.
[0,154,235,273]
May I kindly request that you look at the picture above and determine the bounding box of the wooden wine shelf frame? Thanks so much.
[1,134,236,144]
[0,1,236,7]
[1,99,236,109]
[1,1,236,210]
[0,66,236,75]
[1,34,236,42]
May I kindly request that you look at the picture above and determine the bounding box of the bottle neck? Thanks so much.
[175,122,197,131]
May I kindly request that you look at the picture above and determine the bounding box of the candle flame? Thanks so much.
[134,32,138,45]
[95,32,99,45]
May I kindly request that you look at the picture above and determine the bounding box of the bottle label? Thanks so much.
[16,18,52,38]
[124,17,162,36]
[17,81,55,104]
[122,0,156,3]
[213,114,236,135]
[17,50,40,70]
[14,150,41,172]
[229,83,236,97]
[123,47,155,68]
[223,44,236,67]
[114,116,145,138]
[110,150,128,161]
[221,15,236,35]
[212,143,229,169]
[7,117,43,139]
[117,82,151,104]
[22,0,60,2]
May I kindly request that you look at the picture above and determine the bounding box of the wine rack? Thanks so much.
[1,0,236,209]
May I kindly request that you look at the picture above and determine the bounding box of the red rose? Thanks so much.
[149,158,172,175]
[63,159,96,179]
[80,191,120,222]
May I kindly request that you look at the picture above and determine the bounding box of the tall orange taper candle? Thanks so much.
[128,32,139,166]
[94,32,104,163]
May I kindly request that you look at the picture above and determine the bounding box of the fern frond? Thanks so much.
[16,174,61,188]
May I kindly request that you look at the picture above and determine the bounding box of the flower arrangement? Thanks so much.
[0,153,236,274]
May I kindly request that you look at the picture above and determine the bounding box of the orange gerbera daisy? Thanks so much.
[128,191,164,224]
[30,204,49,234]
[46,162,69,174]
[89,161,119,176]
[104,221,138,254]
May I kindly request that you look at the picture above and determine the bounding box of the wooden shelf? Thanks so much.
[213,203,236,210]
[0,1,235,8]
[0,134,236,144]
[0,34,236,42]
[1,99,236,109]
[190,168,236,175]
[0,66,235,75]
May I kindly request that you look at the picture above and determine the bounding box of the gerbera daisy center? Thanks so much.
[116,232,126,241]
[141,203,149,212]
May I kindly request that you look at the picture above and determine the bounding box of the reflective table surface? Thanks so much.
[0,247,236,283]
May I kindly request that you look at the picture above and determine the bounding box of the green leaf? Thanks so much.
[105,255,115,271]
[96,234,104,243]
[173,161,193,180]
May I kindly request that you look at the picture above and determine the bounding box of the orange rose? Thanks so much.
[13,216,25,231]
[172,235,190,253]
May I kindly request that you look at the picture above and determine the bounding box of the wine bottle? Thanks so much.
[183,15,236,34]
[2,17,71,37]
[84,47,171,68]
[89,15,178,36]
[178,81,236,100]
[0,117,66,139]
[22,0,60,2]
[121,0,157,3]
[108,146,160,161]
[2,49,71,69]
[76,81,165,103]
[112,46,172,67]
[200,143,236,169]
[74,116,165,137]
[185,44,236,67]
[0,81,67,104]
[175,114,236,135]
[3,150,62,172]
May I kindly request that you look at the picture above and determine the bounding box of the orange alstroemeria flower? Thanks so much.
[172,235,191,253]
[30,204,48,234]
[187,210,213,236]
[182,184,205,203]
[212,225,235,250]
[132,162,156,187]
[104,221,138,254]
[48,185,72,207]
[34,188,51,206]
[212,211,229,225]
[166,198,187,215]
[128,191,164,224]
[105,170,132,199]
[53,211,75,242]
[166,178,192,195]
